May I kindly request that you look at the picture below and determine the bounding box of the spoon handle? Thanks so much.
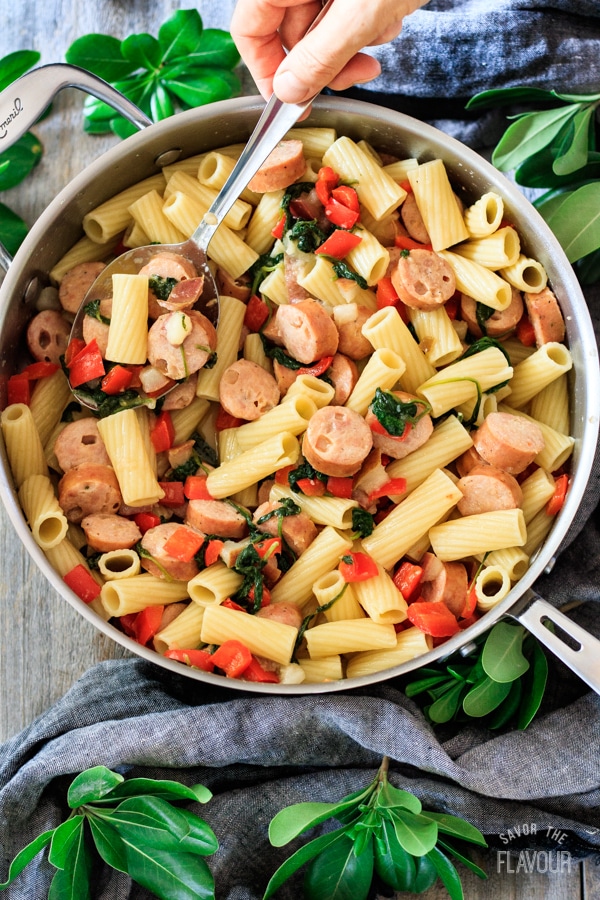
[189,0,336,250]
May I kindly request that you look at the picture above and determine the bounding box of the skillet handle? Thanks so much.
[0,62,151,151]
[511,589,600,694]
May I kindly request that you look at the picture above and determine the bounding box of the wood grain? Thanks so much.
[0,2,590,898]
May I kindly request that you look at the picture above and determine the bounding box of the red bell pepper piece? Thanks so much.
[64,338,86,367]
[204,539,224,567]
[164,648,215,671]
[133,604,164,646]
[296,355,334,377]
[7,374,31,406]
[163,526,205,562]
[211,639,253,678]
[256,537,282,559]
[150,410,175,453]
[271,211,286,240]
[445,294,459,320]
[119,613,138,638]
[367,477,407,503]
[399,179,413,194]
[222,598,247,612]
[325,197,360,230]
[296,477,326,496]
[101,364,134,396]
[406,600,460,637]
[134,512,162,534]
[394,235,433,252]
[215,405,245,431]
[244,294,270,332]
[339,551,379,582]
[22,361,60,379]
[392,561,423,601]
[67,338,106,388]
[63,564,102,603]
[376,276,400,309]
[326,476,354,499]
[461,586,478,620]
[315,229,362,260]
[275,464,294,485]
[315,165,339,205]
[516,315,537,347]
[248,584,271,607]
[184,474,214,501]
[546,473,569,515]
[243,655,280,683]
[158,480,186,507]
[331,185,360,213]
[369,418,413,441]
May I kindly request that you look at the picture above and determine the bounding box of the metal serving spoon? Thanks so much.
[69,0,335,409]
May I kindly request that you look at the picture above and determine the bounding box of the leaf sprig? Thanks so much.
[65,9,241,138]
[404,620,548,729]
[0,50,43,254]
[0,766,218,899]
[264,756,487,900]
[467,86,600,282]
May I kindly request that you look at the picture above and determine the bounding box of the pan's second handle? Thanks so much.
[0,62,152,151]
[512,589,600,694]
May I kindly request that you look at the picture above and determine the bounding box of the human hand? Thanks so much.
[230,0,429,104]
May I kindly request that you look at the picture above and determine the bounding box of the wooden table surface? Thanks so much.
[0,2,597,898]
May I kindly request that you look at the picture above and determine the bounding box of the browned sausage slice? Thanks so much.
[58,463,122,523]
[54,418,111,471]
[140,522,202,581]
[256,601,303,629]
[277,299,339,364]
[26,310,71,365]
[420,560,468,617]
[328,353,358,405]
[157,276,205,312]
[216,267,252,302]
[253,500,318,557]
[472,412,545,474]
[455,445,487,478]
[185,499,249,539]
[391,249,455,311]
[460,288,524,338]
[302,405,373,477]
[272,359,299,396]
[333,304,374,360]
[161,373,198,410]
[364,391,433,460]
[248,140,306,193]
[456,465,523,516]
[524,287,566,345]
[59,262,107,314]
[138,251,198,282]
[219,358,281,421]
[82,305,111,357]
[400,192,431,244]
[81,513,142,552]
[147,310,217,380]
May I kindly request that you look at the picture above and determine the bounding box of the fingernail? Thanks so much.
[273,69,311,104]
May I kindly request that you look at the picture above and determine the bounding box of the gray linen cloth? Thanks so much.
[2,1,600,897]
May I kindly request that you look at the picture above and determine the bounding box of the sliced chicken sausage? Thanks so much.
[333,304,374,360]
[460,288,523,338]
[138,251,198,282]
[400,192,431,245]
[140,522,202,581]
[81,513,142,553]
[256,601,303,630]
[219,358,281,421]
[456,465,523,516]
[59,262,107,315]
[185,499,249,539]
[58,463,122,523]
[524,287,566,345]
[328,353,359,405]
[54,418,111,471]
[82,302,111,357]
[364,391,433,460]
[302,405,373,477]
[26,310,71,365]
[247,139,306,193]
[420,560,468,617]
[253,500,318,557]
[156,276,205,312]
[391,249,456,310]
[472,412,545,475]
[147,310,217,380]
[277,299,339,364]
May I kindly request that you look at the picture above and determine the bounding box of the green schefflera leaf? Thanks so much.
[391,810,439,857]
[0,202,28,256]
[0,132,43,190]
[426,845,465,900]
[541,181,600,262]
[48,822,93,900]
[462,675,512,718]
[428,680,467,724]
[481,621,530,683]
[263,827,351,900]
[466,86,559,110]
[159,9,205,61]
[378,781,422,815]
[419,812,487,847]
[373,817,417,892]
[268,788,372,847]
[121,33,162,70]
[104,777,212,805]
[518,639,549,730]
[67,765,125,807]
[65,34,135,82]
[124,846,215,900]
[0,829,55,888]
[552,104,596,176]
[0,49,41,91]
[491,104,579,171]
[48,816,86,869]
